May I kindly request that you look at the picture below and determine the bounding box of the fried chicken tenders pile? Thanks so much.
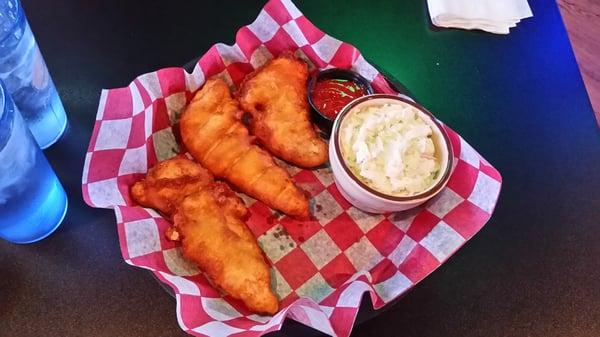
[131,157,278,315]
[131,55,330,316]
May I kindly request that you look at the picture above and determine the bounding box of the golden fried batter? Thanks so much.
[131,157,278,314]
[238,54,328,168]
[130,157,247,220]
[179,78,310,219]
[173,190,279,315]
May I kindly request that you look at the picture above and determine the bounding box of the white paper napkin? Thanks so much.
[427,0,533,34]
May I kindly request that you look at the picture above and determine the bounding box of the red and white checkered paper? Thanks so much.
[81,1,502,336]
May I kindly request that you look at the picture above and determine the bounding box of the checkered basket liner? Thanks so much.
[81,0,502,336]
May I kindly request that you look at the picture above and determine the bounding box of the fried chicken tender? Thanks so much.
[179,78,310,219]
[131,157,278,314]
[238,54,328,168]
[173,190,279,315]
[130,157,247,220]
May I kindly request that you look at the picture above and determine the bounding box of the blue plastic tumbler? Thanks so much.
[0,79,68,243]
[0,0,67,149]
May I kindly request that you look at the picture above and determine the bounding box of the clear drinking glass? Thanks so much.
[0,0,67,149]
[0,79,68,243]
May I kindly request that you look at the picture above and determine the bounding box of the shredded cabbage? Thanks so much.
[340,103,440,196]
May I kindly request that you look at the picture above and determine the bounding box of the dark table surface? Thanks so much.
[2,0,600,336]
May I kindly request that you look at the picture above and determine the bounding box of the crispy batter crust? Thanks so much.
[180,78,309,219]
[173,190,279,315]
[238,54,328,168]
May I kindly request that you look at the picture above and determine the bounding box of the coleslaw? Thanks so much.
[340,102,440,196]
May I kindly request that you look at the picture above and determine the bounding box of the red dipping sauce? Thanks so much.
[311,78,367,119]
